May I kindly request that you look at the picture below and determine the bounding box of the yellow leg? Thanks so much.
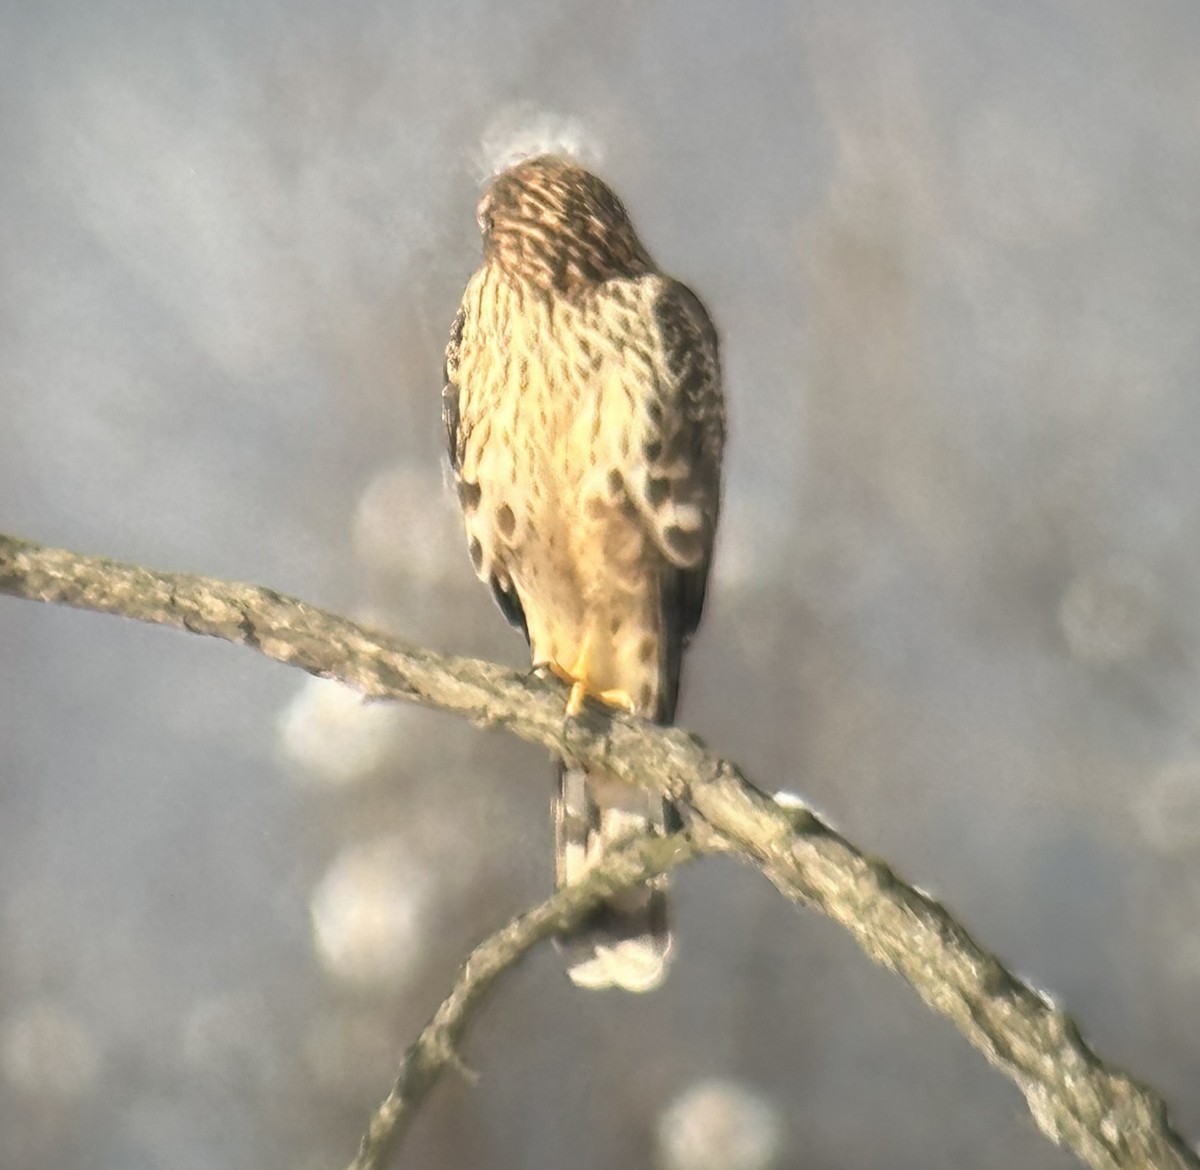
[564,636,592,717]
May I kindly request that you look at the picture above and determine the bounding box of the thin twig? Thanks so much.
[1,532,1196,1170]
[348,829,719,1170]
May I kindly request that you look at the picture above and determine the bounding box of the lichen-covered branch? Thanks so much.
[348,829,719,1170]
[0,532,1195,1170]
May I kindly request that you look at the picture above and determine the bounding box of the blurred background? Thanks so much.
[2,1,1199,1167]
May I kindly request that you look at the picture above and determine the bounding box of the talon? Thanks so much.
[566,681,587,718]
[597,688,636,713]
[542,634,634,717]
[563,634,594,717]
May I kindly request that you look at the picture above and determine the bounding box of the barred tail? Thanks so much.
[553,761,673,992]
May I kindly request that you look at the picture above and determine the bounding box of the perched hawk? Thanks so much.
[443,155,724,991]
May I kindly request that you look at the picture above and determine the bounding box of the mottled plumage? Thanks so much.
[444,154,724,991]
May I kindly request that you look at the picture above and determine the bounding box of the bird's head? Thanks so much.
[476,155,653,294]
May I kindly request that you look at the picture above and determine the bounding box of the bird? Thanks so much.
[443,154,724,991]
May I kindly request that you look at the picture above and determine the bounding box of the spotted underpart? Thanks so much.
[443,154,724,992]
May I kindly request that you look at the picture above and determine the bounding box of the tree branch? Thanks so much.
[348,828,720,1170]
[1,532,1195,1170]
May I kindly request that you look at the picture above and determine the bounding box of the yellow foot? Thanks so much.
[596,687,636,713]
[565,682,635,717]
[542,635,637,717]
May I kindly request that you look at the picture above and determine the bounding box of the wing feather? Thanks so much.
[612,276,724,723]
[444,303,528,638]
[637,278,724,645]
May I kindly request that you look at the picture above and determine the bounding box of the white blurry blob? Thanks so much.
[476,102,601,180]
[1,1000,101,1098]
[772,790,808,812]
[657,1078,784,1170]
[1136,760,1200,856]
[278,675,403,787]
[311,835,434,987]
[1058,561,1156,666]
[353,463,462,585]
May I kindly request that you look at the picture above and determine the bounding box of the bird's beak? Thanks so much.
[476,191,493,235]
